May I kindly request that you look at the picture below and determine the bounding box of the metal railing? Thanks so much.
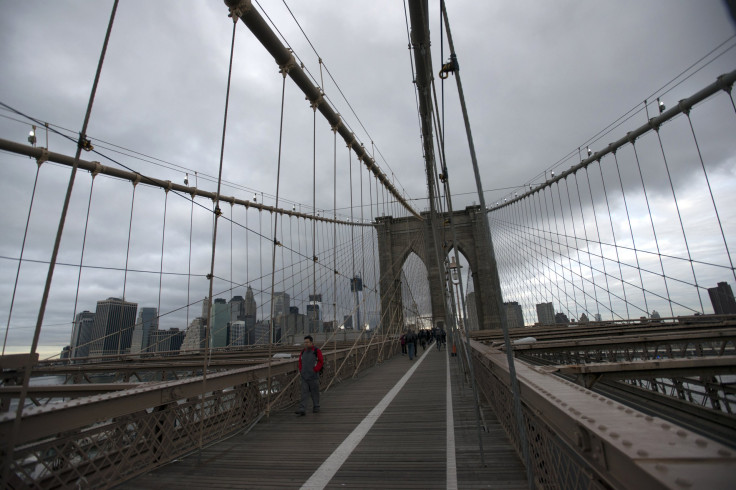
[0,340,398,489]
[468,338,736,489]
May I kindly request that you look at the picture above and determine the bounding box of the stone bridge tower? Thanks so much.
[374,205,503,333]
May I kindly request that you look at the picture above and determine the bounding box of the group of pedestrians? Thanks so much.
[400,327,446,360]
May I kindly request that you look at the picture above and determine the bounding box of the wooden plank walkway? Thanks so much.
[120,345,527,489]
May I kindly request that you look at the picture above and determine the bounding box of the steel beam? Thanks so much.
[223,0,420,220]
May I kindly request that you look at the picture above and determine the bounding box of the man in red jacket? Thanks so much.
[295,335,323,416]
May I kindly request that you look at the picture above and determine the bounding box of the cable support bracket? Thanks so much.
[312,255,318,263]
[308,93,323,110]
[90,161,102,178]
[214,205,222,217]
[278,52,297,76]
[226,0,251,20]
[132,174,141,187]
[77,133,94,152]
[438,53,459,79]
[36,148,49,166]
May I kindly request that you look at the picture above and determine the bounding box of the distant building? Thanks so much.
[708,282,736,315]
[229,295,245,324]
[70,310,95,359]
[244,286,257,317]
[60,345,71,360]
[555,312,570,324]
[307,294,322,333]
[130,307,158,354]
[579,313,589,323]
[594,313,602,322]
[536,302,555,325]
[273,292,290,318]
[209,298,230,348]
[503,301,524,328]
[650,310,661,319]
[254,320,279,344]
[181,317,206,352]
[88,297,138,356]
[230,317,256,346]
[148,328,184,355]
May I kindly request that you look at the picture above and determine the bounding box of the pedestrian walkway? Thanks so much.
[121,344,527,489]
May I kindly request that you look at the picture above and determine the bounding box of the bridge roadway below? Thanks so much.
[120,344,527,489]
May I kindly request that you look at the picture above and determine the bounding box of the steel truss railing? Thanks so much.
[468,338,736,489]
[0,340,398,489]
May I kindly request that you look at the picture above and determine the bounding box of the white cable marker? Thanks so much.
[446,348,458,489]
[300,345,434,490]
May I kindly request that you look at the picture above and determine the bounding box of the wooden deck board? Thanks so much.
[119,347,527,489]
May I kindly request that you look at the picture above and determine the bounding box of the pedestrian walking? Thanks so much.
[295,335,323,416]
[406,329,418,360]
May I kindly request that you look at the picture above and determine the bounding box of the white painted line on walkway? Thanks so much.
[446,347,458,489]
[300,345,434,490]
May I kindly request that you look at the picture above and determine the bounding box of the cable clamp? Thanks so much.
[274,238,282,247]
[133,174,142,187]
[164,180,172,193]
[226,0,251,19]
[206,273,213,280]
[78,134,94,152]
[312,255,319,263]
[36,148,49,166]
[214,205,222,217]
[91,161,102,178]
[438,54,459,79]
[279,52,297,76]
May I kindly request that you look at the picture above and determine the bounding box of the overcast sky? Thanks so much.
[0,1,734,356]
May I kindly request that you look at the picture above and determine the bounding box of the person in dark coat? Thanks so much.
[295,335,324,416]
[405,329,418,360]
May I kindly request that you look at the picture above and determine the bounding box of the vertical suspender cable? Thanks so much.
[69,176,96,359]
[612,152,649,314]
[201,15,237,450]
[186,190,195,345]
[596,160,630,319]
[157,189,169,335]
[2,1,120,483]
[584,167,615,319]
[631,141,674,317]
[266,71,289,414]
[332,127,338,371]
[118,180,138,357]
[654,129,704,313]
[2,162,43,356]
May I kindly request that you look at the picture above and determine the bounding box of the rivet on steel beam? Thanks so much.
[695,438,708,447]
[622,440,633,447]
[637,449,649,457]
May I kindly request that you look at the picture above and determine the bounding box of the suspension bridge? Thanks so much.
[1,0,736,488]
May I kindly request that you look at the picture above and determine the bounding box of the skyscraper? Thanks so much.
[708,282,736,314]
[273,292,290,318]
[504,301,524,328]
[88,297,138,356]
[536,302,555,325]
[209,298,229,348]
[70,310,95,359]
[148,328,184,355]
[130,307,158,354]
[244,286,257,317]
[229,295,245,324]
[181,317,206,352]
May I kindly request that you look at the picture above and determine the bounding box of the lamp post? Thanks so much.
[447,256,463,330]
